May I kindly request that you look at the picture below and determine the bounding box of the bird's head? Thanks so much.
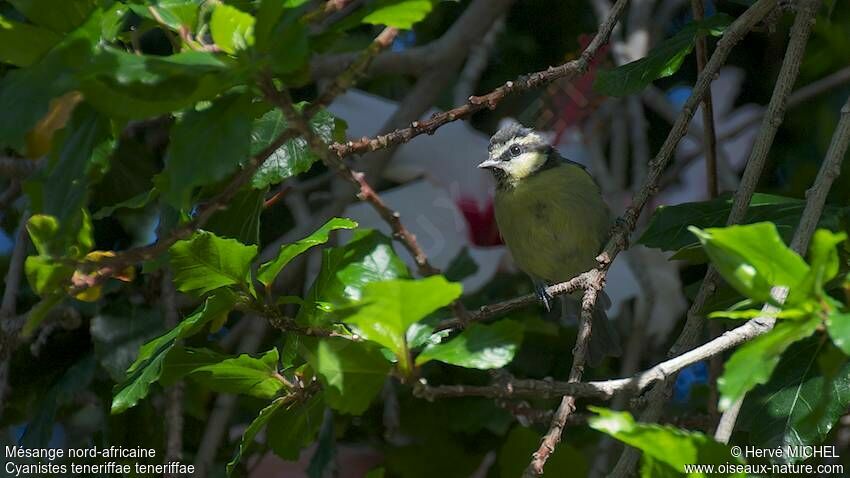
[478,124,551,188]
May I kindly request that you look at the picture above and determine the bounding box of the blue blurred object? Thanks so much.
[0,230,12,255]
[667,86,692,111]
[673,361,709,402]
[392,31,416,52]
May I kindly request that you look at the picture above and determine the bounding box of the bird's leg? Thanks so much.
[533,279,553,312]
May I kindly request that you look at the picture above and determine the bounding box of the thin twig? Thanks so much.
[328,0,630,158]
[610,1,819,474]
[715,89,850,443]
[525,273,603,476]
[692,0,719,197]
[162,269,184,470]
[67,19,398,296]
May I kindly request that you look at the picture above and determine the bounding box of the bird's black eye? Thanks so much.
[509,144,522,157]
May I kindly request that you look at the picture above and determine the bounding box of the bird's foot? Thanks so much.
[534,282,553,312]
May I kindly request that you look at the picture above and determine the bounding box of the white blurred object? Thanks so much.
[330,90,641,315]
[328,90,493,204]
[661,67,763,205]
[342,179,505,294]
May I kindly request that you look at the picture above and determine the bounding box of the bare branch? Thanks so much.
[691,0,719,197]
[611,2,823,473]
[715,88,850,443]
[329,0,630,158]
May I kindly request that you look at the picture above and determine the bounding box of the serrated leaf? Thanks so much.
[301,337,391,414]
[111,291,236,414]
[717,318,820,411]
[594,14,733,97]
[211,3,255,54]
[740,338,850,463]
[589,407,744,476]
[690,223,810,305]
[250,107,339,189]
[188,348,285,399]
[297,229,410,327]
[416,320,523,369]
[258,217,358,286]
[161,93,256,209]
[266,392,325,460]
[169,230,258,295]
[343,276,462,373]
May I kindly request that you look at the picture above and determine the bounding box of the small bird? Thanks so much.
[478,123,621,365]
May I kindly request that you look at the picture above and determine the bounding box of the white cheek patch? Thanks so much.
[507,151,547,179]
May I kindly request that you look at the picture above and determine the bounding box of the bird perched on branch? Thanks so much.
[478,123,621,365]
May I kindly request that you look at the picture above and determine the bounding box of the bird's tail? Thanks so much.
[587,291,622,367]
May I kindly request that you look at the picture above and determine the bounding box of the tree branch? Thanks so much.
[715,88,850,443]
[328,0,630,158]
[611,1,822,473]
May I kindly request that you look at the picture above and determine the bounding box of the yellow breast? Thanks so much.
[494,163,610,283]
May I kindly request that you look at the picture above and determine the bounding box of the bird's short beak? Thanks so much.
[477,158,501,170]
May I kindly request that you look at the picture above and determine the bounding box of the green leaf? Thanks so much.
[258,217,358,286]
[188,348,285,399]
[297,229,409,327]
[637,193,847,256]
[362,0,435,29]
[92,189,158,220]
[111,291,236,414]
[416,320,523,369]
[132,0,202,32]
[266,392,325,460]
[161,93,256,208]
[300,337,391,415]
[258,4,309,75]
[81,49,238,119]
[8,0,95,33]
[250,107,340,189]
[717,318,820,411]
[0,13,99,151]
[42,105,111,228]
[205,186,265,245]
[211,3,256,54]
[740,338,850,463]
[588,407,744,476]
[826,311,850,355]
[91,306,163,382]
[0,14,61,66]
[24,255,73,296]
[227,396,289,476]
[343,276,462,373]
[25,214,60,256]
[168,230,258,295]
[690,223,810,305]
[798,229,846,297]
[594,14,732,96]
